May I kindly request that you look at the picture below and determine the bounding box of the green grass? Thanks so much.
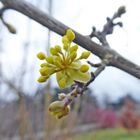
[67,128,140,140]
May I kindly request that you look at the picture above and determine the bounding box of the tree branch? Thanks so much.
[1,0,140,79]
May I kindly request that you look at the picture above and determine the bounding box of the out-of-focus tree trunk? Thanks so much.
[44,0,53,139]
[17,13,37,139]
[18,96,36,140]
[0,24,3,95]
[19,96,28,140]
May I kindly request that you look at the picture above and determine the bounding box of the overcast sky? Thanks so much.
[1,0,140,101]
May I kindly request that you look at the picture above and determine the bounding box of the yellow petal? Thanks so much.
[68,69,91,83]
[70,62,81,70]
[56,71,64,82]
[58,78,66,88]
[56,70,75,88]
[66,77,74,87]
[65,72,74,87]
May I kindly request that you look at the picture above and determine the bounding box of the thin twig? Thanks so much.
[88,6,126,47]
[80,60,107,93]
[87,61,102,67]
[89,27,110,47]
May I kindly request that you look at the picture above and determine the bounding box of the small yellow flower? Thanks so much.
[80,51,91,59]
[46,56,54,64]
[50,48,58,55]
[80,64,89,73]
[54,45,62,53]
[66,29,75,41]
[37,52,46,60]
[40,63,48,67]
[37,29,91,88]
[69,45,78,52]
[62,35,69,46]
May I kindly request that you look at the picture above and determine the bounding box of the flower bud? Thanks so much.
[69,45,78,53]
[37,76,48,83]
[58,93,66,100]
[53,60,62,68]
[55,111,64,119]
[57,105,70,119]
[50,105,70,119]
[5,23,16,34]
[62,35,69,45]
[50,47,58,55]
[70,51,77,61]
[66,29,75,41]
[80,64,89,73]
[53,56,62,67]
[55,45,62,53]
[54,56,61,62]
[40,63,48,67]
[39,67,49,76]
[37,52,46,60]
[63,44,69,51]
[80,51,91,59]
[46,56,54,64]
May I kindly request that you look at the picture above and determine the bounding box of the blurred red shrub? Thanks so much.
[95,108,117,128]
[119,98,139,131]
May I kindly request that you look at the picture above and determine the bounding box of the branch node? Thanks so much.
[88,6,126,48]
[0,8,17,34]
[87,61,102,67]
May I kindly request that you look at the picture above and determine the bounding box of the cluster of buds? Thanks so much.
[37,29,91,89]
[49,100,70,119]
[49,89,77,119]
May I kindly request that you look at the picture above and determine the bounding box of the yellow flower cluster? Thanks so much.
[37,29,91,88]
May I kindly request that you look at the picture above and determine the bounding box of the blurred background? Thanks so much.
[0,0,140,140]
